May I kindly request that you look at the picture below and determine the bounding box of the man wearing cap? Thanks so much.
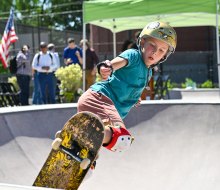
[48,43,60,68]
[32,42,58,104]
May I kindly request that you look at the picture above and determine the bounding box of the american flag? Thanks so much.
[0,8,18,68]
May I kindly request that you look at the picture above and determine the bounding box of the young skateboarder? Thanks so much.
[78,21,177,155]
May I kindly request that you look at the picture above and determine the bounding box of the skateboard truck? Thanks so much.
[52,138,91,170]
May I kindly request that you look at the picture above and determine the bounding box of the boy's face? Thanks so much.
[68,42,76,49]
[140,37,169,67]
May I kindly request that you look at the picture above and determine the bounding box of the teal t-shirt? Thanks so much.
[91,49,152,119]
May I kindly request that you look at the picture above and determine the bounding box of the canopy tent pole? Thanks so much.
[113,32,116,58]
[112,18,117,58]
[216,0,220,94]
[82,23,86,92]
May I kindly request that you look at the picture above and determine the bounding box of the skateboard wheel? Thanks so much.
[80,158,91,170]
[52,138,62,150]
[55,130,61,138]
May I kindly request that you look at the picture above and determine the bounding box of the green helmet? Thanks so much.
[139,21,177,61]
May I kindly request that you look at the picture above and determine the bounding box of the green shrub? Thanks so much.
[8,76,19,91]
[201,80,213,88]
[0,63,9,74]
[167,80,178,90]
[181,78,196,89]
[55,64,82,102]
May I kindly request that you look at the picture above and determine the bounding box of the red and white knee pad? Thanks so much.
[104,126,133,153]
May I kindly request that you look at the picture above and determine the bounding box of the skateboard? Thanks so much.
[33,111,105,190]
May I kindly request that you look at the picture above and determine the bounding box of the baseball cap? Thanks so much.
[40,42,47,48]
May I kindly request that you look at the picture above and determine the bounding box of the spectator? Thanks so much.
[32,42,58,104]
[131,30,141,49]
[16,44,31,105]
[121,31,140,53]
[48,43,60,95]
[80,39,99,90]
[121,39,134,52]
[63,38,82,66]
[48,43,60,68]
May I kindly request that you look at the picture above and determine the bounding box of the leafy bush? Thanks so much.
[200,80,213,88]
[55,64,82,102]
[167,80,178,90]
[8,76,19,91]
[0,63,9,74]
[181,78,196,89]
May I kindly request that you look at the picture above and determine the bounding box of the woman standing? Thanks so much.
[16,44,32,105]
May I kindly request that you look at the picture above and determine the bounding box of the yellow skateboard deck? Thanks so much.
[33,111,104,190]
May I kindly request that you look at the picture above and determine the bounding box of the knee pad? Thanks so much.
[104,126,133,153]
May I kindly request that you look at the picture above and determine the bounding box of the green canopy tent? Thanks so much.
[82,0,220,91]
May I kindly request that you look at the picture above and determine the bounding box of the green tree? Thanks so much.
[14,0,42,26]
[18,0,82,31]
[0,1,13,13]
[45,0,83,31]
[0,0,83,31]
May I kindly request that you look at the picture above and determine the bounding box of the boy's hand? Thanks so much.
[98,60,113,80]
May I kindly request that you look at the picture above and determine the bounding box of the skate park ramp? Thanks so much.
[0,100,220,190]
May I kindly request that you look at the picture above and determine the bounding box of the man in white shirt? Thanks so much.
[32,42,58,104]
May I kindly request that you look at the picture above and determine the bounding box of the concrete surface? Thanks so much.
[0,101,220,190]
[0,183,62,190]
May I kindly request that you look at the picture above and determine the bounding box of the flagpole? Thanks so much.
[82,2,86,92]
